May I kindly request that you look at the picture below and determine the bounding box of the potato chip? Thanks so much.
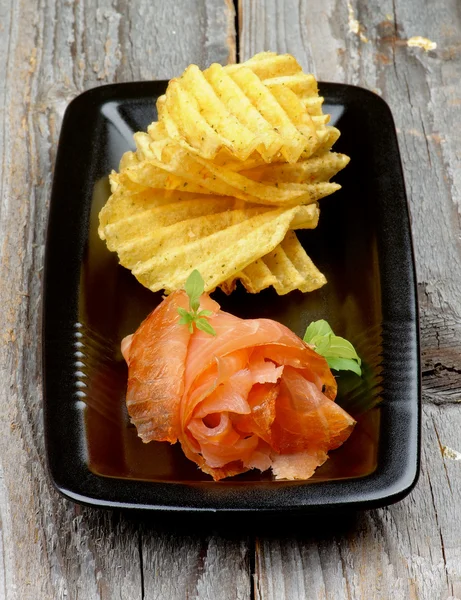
[191,153,340,206]
[98,178,322,294]
[115,206,273,269]
[178,65,264,161]
[204,63,282,161]
[312,127,341,156]
[223,231,326,295]
[119,151,140,172]
[123,159,213,196]
[280,231,327,292]
[228,67,310,163]
[267,83,318,153]
[129,135,342,207]
[132,207,300,293]
[228,52,302,79]
[98,52,349,297]
[264,73,318,102]
[262,244,308,294]
[240,153,350,184]
[155,53,331,163]
[103,196,243,254]
[290,203,320,229]
[220,259,278,295]
[99,187,185,238]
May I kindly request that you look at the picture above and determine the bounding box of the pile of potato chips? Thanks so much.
[98,52,349,295]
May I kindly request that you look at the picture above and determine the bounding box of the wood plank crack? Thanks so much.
[138,529,145,600]
[426,440,452,595]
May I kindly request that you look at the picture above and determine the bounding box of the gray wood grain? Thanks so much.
[0,1,243,599]
[2,0,461,598]
[240,0,461,598]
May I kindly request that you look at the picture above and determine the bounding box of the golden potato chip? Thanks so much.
[102,196,242,254]
[264,73,318,102]
[191,154,340,206]
[161,78,224,159]
[114,206,272,269]
[228,67,309,163]
[129,136,341,207]
[132,206,301,293]
[98,175,323,295]
[312,126,341,155]
[228,52,302,79]
[262,244,308,294]
[290,203,320,229]
[237,259,278,293]
[204,63,282,161]
[267,83,318,153]
[280,231,326,292]
[119,151,140,172]
[122,159,212,196]
[155,53,331,163]
[221,258,278,295]
[99,187,185,238]
[222,231,325,295]
[240,153,350,184]
[178,65,265,161]
[108,170,150,195]
[97,52,348,297]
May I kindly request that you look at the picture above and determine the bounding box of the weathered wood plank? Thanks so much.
[141,529,251,600]
[254,405,461,600]
[0,1,240,599]
[240,0,461,597]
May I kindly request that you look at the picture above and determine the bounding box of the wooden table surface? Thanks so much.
[1,0,460,598]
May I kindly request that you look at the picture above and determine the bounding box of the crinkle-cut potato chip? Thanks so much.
[98,52,350,296]
[98,187,197,238]
[155,52,335,163]
[131,206,301,293]
[129,133,345,207]
[98,181,322,294]
[311,126,341,156]
[240,153,350,184]
[227,52,302,79]
[223,231,326,295]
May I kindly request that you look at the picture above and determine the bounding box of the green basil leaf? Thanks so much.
[197,309,213,317]
[177,307,194,326]
[304,319,362,377]
[324,335,362,364]
[195,318,217,336]
[303,319,333,343]
[326,357,362,377]
[309,333,332,354]
[185,270,204,312]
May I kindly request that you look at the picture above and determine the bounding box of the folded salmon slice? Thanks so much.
[122,290,356,480]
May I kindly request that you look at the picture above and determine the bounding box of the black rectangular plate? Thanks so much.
[43,81,420,512]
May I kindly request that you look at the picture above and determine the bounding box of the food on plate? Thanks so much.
[98,52,350,296]
[157,52,335,163]
[303,319,362,376]
[127,130,346,207]
[121,271,358,481]
[99,187,325,294]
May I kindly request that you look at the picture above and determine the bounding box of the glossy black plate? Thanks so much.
[43,81,420,512]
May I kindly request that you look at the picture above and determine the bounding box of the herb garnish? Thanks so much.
[303,320,362,376]
[177,270,216,336]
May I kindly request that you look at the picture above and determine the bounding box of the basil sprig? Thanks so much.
[303,320,362,376]
[177,270,216,336]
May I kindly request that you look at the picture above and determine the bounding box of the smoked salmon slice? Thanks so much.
[122,290,356,480]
